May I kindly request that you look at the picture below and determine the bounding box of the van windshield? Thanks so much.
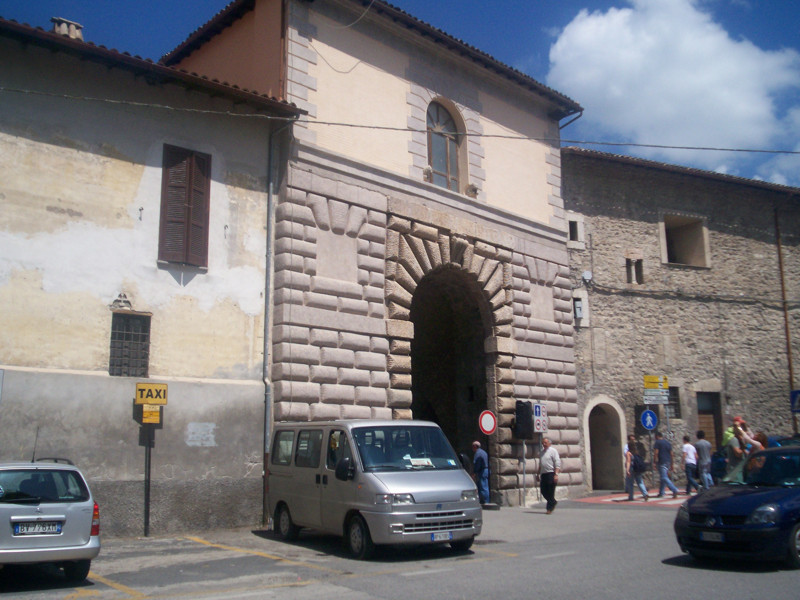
[352,425,461,471]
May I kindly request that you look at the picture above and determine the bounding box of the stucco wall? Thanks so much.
[0,36,276,534]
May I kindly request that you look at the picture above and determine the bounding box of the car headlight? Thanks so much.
[461,489,478,502]
[676,501,690,521]
[375,493,415,505]
[746,503,780,525]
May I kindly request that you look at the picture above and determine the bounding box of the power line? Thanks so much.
[2,86,799,156]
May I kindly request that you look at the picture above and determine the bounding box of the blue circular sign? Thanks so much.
[641,409,658,431]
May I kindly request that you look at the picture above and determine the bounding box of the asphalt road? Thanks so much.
[1,494,797,599]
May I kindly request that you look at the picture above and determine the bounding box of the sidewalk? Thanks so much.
[572,489,693,508]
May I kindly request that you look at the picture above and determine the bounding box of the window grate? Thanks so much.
[665,386,682,420]
[109,313,151,377]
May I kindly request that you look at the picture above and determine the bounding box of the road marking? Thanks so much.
[81,572,146,598]
[185,536,344,574]
[401,567,453,577]
[532,551,576,560]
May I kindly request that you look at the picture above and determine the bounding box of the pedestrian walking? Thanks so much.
[682,435,701,494]
[471,441,490,505]
[695,430,714,489]
[625,438,649,501]
[539,437,561,514]
[653,431,679,498]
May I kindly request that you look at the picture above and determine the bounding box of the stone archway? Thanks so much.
[409,265,493,459]
[583,395,626,490]
[384,215,513,502]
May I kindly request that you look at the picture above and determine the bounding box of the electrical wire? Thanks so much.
[2,86,799,156]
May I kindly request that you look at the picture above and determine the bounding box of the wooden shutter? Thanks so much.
[158,145,211,267]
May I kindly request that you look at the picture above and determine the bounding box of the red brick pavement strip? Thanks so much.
[574,490,697,508]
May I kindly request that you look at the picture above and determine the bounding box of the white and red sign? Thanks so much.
[478,410,497,435]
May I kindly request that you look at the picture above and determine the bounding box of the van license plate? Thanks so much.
[14,522,62,535]
[431,532,452,542]
[700,531,723,542]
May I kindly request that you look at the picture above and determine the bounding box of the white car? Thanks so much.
[0,460,100,581]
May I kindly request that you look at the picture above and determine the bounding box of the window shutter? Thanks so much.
[158,145,211,267]
[186,152,210,267]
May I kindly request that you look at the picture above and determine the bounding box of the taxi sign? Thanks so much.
[135,383,168,405]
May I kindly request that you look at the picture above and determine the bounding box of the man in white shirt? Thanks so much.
[539,437,561,514]
[682,435,700,494]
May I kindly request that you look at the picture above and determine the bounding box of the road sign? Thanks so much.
[135,383,168,405]
[643,389,669,405]
[533,403,548,432]
[792,390,800,414]
[641,409,658,431]
[643,375,669,389]
[479,410,497,435]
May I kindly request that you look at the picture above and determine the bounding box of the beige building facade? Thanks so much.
[562,148,800,491]
[167,0,584,506]
[0,18,301,534]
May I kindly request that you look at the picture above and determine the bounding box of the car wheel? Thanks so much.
[347,514,374,560]
[63,559,91,582]
[786,523,800,569]
[275,504,300,541]
[450,537,474,552]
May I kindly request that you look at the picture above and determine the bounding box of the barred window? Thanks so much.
[665,386,682,420]
[109,312,151,377]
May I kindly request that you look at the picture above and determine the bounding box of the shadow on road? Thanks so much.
[662,554,782,573]
[251,528,476,563]
[0,563,94,594]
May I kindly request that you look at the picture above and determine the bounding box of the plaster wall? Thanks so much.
[293,2,563,230]
[0,38,277,534]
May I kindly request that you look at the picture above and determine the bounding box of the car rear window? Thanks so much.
[0,469,90,503]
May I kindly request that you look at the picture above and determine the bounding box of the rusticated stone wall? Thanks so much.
[272,154,580,505]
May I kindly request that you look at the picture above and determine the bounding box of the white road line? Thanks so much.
[532,551,576,560]
[401,568,453,577]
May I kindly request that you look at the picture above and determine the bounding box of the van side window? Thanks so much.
[326,430,352,469]
[295,430,323,468]
[271,430,295,466]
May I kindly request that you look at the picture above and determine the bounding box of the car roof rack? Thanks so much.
[34,457,75,465]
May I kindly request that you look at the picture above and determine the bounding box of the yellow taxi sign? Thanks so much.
[135,383,168,405]
[643,375,668,389]
[141,404,162,424]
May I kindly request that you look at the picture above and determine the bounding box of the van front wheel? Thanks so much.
[275,505,300,541]
[347,515,374,560]
[450,537,474,552]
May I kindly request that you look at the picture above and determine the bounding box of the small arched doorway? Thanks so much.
[409,265,493,462]
[586,401,625,490]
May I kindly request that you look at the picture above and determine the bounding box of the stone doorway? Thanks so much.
[409,265,493,462]
[586,401,625,490]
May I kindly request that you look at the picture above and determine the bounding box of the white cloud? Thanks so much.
[546,0,800,183]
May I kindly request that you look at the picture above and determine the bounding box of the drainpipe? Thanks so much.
[775,204,798,436]
[263,117,295,525]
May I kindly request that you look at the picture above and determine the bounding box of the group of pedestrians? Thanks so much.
[624,429,717,501]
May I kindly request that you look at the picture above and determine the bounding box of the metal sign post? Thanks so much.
[134,383,167,538]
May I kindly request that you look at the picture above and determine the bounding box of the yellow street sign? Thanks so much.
[643,375,669,389]
[135,383,168,405]
[142,404,162,424]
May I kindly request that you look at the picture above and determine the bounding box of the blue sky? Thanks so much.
[2,0,799,186]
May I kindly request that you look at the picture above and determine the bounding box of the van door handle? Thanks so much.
[316,474,321,484]
[322,475,328,485]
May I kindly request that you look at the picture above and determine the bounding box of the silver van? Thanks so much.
[267,420,482,559]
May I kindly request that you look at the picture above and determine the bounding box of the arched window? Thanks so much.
[426,102,460,192]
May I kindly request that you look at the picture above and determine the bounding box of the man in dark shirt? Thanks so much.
[653,431,680,498]
[472,441,490,504]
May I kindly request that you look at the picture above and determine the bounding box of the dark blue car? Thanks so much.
[674,446,800,569]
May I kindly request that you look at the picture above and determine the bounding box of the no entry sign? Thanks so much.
[479,410,497,435]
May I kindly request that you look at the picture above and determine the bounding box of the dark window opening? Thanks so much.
[158,145,211,268]
[568,220,579,242]
[664,214,707,267]
[626,258,644,284]
[109,312,151,377]
[665,386,682,420]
